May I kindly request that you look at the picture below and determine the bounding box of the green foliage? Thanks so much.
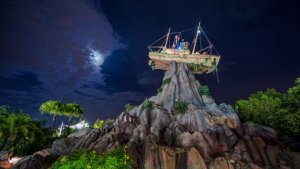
[0,105,9,114]
[236,88,282,125]
[39,100,65,116]
[198,85,210,96]
[235,81,300,137]
[64,103,84,118]
[143,99,154,110]
[93,118,114,129]
[173,101,189,115]
[0,107,51,156]
[212,58,217,67]
[157,78,171,93]
[125,103,135,113]
[51,147,131,169]
[40,100,84,130]
[40,100,66,130]
[151,64,156,70]
[188,63,204,72]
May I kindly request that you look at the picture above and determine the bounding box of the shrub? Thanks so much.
[188,63,204,72]
[93,118,114,129]
[235,82,300,137]
[125,103,135,112]
[173,101,189,115]
[143,99,154,110]
[51,146,131,169]
[157,78,171,93]
[198,85,210,96]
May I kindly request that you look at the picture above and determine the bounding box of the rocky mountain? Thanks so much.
[14,62,300,169]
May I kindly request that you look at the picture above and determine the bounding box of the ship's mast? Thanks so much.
[164,28,171,50]
[192,22,200,54]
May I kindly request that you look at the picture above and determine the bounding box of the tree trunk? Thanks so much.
[51,115,57,131]
[67,116,73,130]
[68,116,73,126]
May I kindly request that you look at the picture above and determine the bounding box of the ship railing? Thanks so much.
[194,45,214,55]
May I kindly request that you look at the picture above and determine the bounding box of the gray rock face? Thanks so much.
[151,63,204,110]
[14,62,299,169]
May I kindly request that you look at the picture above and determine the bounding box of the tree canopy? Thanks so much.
[235,78,300,137]
[0,106,50,156]
[39,100,65,116]
[39,100,84,130]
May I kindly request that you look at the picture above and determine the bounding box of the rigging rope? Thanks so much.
[200,27,221,56]
[149,34,167,47]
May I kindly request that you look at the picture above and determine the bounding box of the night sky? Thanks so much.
[0,0,299,126]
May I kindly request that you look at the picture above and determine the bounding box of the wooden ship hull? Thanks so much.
[148,22,221,75]
[148,51,220,74]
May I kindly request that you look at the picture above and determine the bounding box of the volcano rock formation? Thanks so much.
[14,63,300,169]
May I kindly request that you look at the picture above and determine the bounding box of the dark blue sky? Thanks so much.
[0,0,299,125]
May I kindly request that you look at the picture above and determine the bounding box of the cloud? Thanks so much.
[0,0,131,123]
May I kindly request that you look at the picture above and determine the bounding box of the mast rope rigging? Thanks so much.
[148,34,167,49]
[148,23,221,83]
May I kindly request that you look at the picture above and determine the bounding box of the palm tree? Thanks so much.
[39,100,65,131]
[0,110,45,155]
[64,103,84,126]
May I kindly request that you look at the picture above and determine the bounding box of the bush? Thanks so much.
[198,85,210,96]
[157,78,171,93]
[235,80,300,137]
[125,103,135,113]
[143,99,154,110]
[93,118,114,129]
[173,101,189,115]
[51,147,131,169]
[188,63,204,72]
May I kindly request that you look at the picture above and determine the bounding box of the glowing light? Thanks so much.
[89,49,105,68]
[198,30,201,34]
[70,120,89,130]
[9,157,22,165]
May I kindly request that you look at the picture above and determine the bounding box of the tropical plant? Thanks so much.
[39,100,65,131]
[143,99,154,110]
[51,146,131,169]
[125,103,135,113]
[235,79,300,137]
[0,107,50,156]
[173,101,189,115]
[0,105,9,114]
[198,85,210,96]
[93,118,114,129]
[64,103,84,126]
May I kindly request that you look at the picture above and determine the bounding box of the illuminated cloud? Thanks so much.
[88,49,105,71]
[0,0,127,122]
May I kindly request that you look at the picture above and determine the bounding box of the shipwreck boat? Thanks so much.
[148,22,221,74]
